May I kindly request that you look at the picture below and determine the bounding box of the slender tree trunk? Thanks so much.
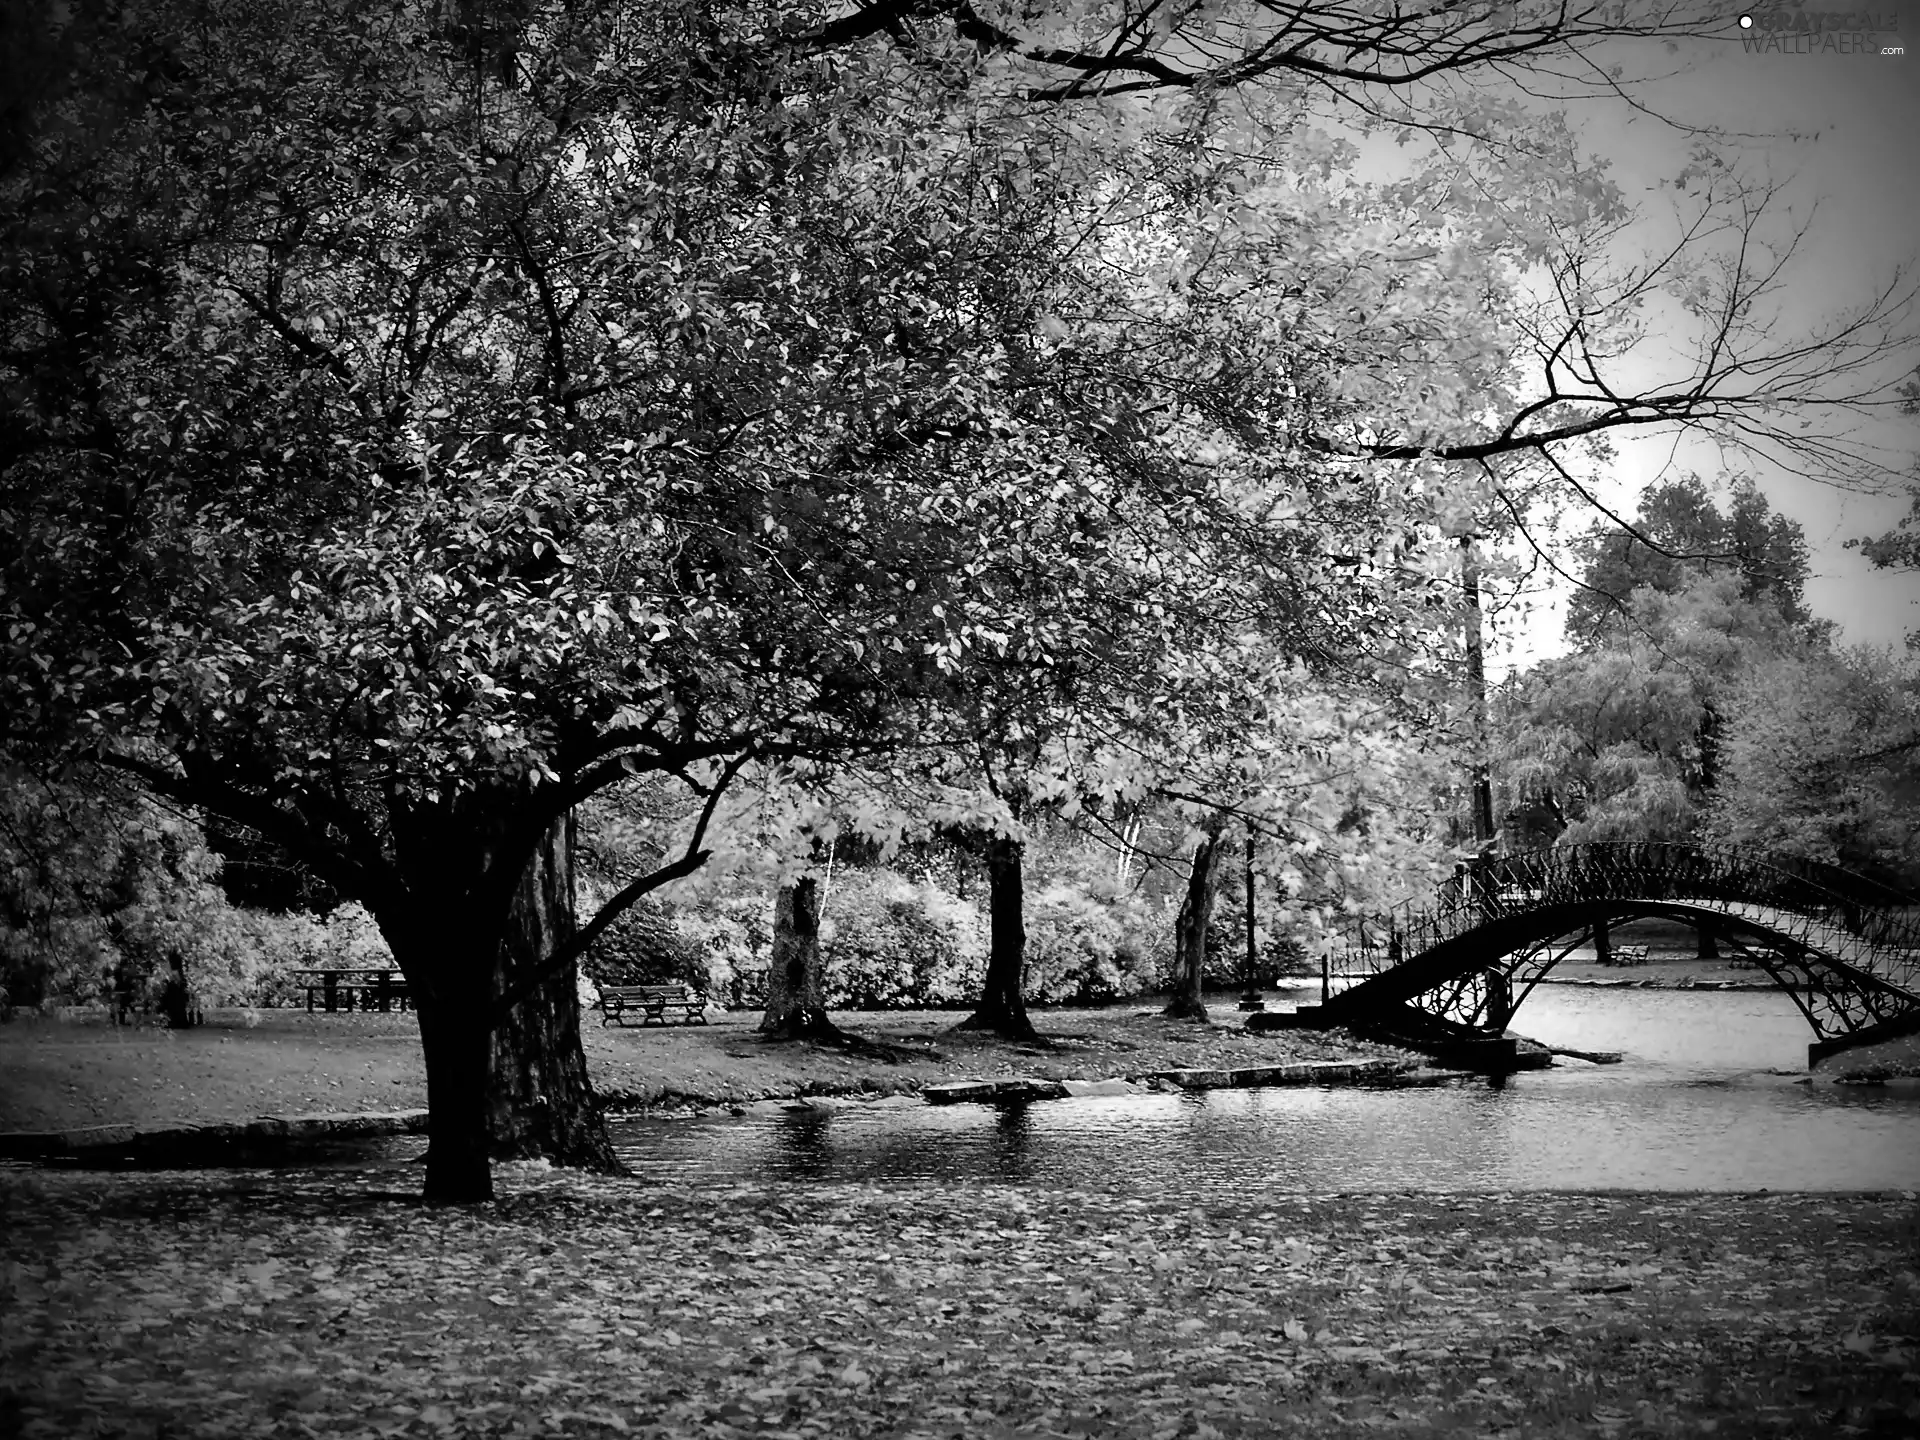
[1594,916,1613,966]
[161,951,196,1029]
[1484,968,1513,1031]
[760,876,838,1039]
[488,814,621,1172]
[1461,536,1497,851]
[958,833,1040,1041]
[1696,927,1718,960]
[1165,831,1223,1021]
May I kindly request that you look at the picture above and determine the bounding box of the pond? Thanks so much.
[611,985,1920,1193]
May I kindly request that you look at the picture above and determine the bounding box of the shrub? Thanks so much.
[228,901,401,1010]
[1269,934,1315,979]
[822,871,984,1008]
[672,895,774,1008]
[0,769,355,1018]
[1023,885,1162,1004]
[581,896,710,988]
[224,908,325,1008]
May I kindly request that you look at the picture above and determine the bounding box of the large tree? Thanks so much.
[0,0,1075,1198]
[1498,480,1824,847]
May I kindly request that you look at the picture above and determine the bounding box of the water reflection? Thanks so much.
[768,1110,833,1179]
[618,987,1920,1193]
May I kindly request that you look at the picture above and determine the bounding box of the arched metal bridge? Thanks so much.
[1305,843,1920,1067]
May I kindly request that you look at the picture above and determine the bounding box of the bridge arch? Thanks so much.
[1310,844,1920,1067]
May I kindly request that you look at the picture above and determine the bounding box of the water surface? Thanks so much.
[613,985,1920,1193]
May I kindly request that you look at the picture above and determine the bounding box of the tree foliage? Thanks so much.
[0,766,304,1015]
[1700,646,1920,889]
[1563,475,1812,646]
[1498,477,1829,846]
[1498,573,1808,844]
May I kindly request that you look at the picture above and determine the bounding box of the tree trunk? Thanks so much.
[161,951,197,1029]
[1594,916,1613,966]
[1165,830,1223,1021]
[417,981,496,1203]
[488,814,621,1172]
[958,833,1039,1041]
[1696,927,1718,960]
[760,876,838,1039]
[1484,968,1512,1031]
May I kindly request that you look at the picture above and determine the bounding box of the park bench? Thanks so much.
[295,968,412,1013]
[1598,943,1649,967]
[597,983,709,1027]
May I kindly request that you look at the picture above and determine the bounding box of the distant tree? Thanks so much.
[0,762,262,1018]
[1848,470,1920,648]
[762,875,831,1039]
[1498,573,1809,844]
[1563,476,1812,647]
[1850,495,1920,578]
[1163,821,1227,1021]
[1701,647,1920,890]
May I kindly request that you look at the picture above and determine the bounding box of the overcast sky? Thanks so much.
[1483,17,1920,672]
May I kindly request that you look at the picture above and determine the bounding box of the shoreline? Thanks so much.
[1532,973,1806,991]
[1,1053,1481,1164]
[0,1000,1451,1158]
[3,971,1884,1159]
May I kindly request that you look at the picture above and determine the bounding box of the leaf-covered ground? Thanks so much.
[3,1166,1915,1439]
[0,1002,1414,1134]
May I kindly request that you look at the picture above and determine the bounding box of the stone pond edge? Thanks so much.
[0,1109,434,1161]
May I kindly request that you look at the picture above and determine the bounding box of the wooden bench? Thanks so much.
[1599,943,1649,967]
[598,984,709,1027]
[1728,945,1789,971]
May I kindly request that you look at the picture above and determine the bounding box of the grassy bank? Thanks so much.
[0,995,1415,1134]
[2,1168,1915,1439]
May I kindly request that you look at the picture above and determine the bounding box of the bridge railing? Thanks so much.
[1339,842,1920,997]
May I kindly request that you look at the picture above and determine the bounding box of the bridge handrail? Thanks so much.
[1343,842,1920,995]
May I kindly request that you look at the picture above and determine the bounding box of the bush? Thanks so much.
[1269,934,1315,979]
[222,908,324,1009]
[672,895,773,1008]
[578,869,1185,1015]
[0,769,362,1018]
[822,871,984,1009]
[580,897,711,988]
[1023,885,1162,1004]
[230,902,400,1009]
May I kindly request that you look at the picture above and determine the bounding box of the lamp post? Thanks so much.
[1239,822,1264,1011]
[1463,531,1510,1030]
[1461,533,1496,855]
